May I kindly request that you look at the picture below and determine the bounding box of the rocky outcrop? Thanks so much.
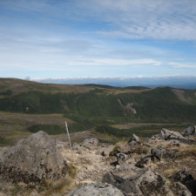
[172,170,196,195]
[151,148,166,161]
[160,128,184,140]
[128,134,140,146]
[0,131,68,184]
[103,167,173,196]
[0,125,195,195]
[182,126,196,136]
[68,183,124,196]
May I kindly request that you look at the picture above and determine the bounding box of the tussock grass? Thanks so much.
[163,168,179,178]
[177,145,196,158]
[42,164,77,195]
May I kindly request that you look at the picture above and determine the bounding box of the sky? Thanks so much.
[0,0,196,79]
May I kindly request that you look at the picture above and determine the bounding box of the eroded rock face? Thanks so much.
[0,131,68,184]
[103,167,174,196]
[68,183,124,196]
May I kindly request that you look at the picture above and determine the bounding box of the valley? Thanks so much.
[0,78,195,145]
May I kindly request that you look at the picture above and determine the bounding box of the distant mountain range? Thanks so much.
[38,76,196,89]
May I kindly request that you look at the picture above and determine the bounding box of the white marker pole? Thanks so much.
[65,121,72,149]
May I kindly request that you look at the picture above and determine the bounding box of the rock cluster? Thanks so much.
[0,125,195,196]
[103,168,173,196]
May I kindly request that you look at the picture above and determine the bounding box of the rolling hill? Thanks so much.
[0,78,196,122]
[0,78,196,144]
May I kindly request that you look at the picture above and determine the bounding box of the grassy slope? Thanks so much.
[0,80,195,122]
[0,78,196,144]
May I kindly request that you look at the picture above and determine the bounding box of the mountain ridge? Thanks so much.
[0,78,196,125]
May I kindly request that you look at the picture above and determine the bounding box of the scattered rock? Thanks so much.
[68,183,124,196]
[160,128,184,140]
[172,169,194,183]
[182,126,196,137]
[101,151,107,156]
[109,146,121,157]
[172,169,196,195]
[103,168,173,196]
[135,155,152,168]
[116,153,128,162]
[82,138,99,149]
[169,140,180,147]
[172,182,192,196]
[128,134,140,145]
[151,148,166,161]
[0,131,68,184]
[0,125,195,196]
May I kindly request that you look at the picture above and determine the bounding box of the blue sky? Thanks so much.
[0,0,196,79]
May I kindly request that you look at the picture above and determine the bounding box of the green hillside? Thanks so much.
[0,78,196,145]
[0,78,196,124]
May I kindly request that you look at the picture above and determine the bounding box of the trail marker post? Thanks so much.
[65,121,72,149]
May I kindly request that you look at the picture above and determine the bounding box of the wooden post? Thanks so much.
[65,121,72,149]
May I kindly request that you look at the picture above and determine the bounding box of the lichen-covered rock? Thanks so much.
[182,126,196,136]
[0,131,68,184]
[103,167,174,196]
[135,155,152,168]
[160,128,184,140]
[128,134,140,146]
[68,183,124,196]
[172,169,196,195]
[151,148,166,161]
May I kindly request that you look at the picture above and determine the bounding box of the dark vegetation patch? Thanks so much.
[27,121,93,135]
[95,124,189,138]
[0,136,11,146]
[28,124,65,135]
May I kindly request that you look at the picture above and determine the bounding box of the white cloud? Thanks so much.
[1,0,196,40]
[76,58,161,66]
[169,62,196,68]
[81,0,196,40]
[0,0,196,79]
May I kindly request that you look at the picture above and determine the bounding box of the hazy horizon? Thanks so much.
[35,76,196,89]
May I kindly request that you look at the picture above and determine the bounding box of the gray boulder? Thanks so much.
[68,183,124,196]
[172,169,196,195]
[182,126,196,137]
[132,134,140,142]
[160,128,184,140]
[0,131,68,184]
[135,155,152,168]
[128,134,140,146]
[151,148,166,161]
